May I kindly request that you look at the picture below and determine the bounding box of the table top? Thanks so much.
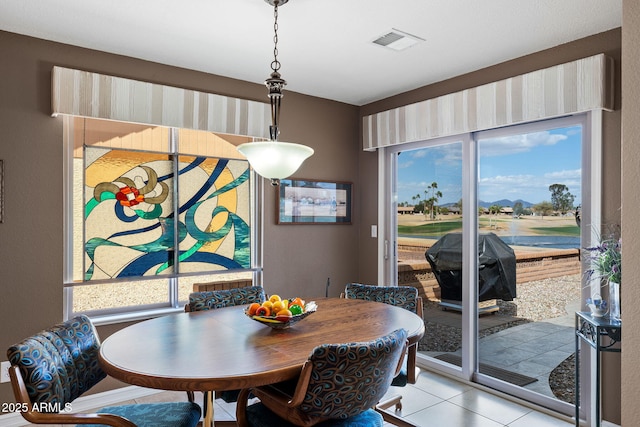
[99,297,425,392]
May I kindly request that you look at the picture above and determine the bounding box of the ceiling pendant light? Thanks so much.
[237,0,314,186]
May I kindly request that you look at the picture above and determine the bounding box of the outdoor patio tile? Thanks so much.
[544,328,576,344]
[523,375,554,395]
[478,336,519,356]
[557,342,576,353]
[507,328,552,342]
[508,359,557,378]
[512,338,572,355]
[526,322,569,333]
[527,349,574,369]
[482,347,539,368]
[481,332,530,346]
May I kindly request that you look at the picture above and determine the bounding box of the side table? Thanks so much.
[575,311,621,427]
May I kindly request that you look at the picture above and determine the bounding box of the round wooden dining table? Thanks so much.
[99,297,425,426]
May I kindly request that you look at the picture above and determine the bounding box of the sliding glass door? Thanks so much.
[474,120,583,409]
[390,114,595,414]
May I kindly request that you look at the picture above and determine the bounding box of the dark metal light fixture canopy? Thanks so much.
[237,0,313,186]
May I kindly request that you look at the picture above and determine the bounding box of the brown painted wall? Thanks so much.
[0,30,359,404]
[621,1,640,425]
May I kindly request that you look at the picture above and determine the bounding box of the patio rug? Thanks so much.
[433,354,538,386]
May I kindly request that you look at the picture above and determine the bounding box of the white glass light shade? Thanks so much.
[237,141,314,180]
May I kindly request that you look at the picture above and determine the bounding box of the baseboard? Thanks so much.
[0,385,161,427]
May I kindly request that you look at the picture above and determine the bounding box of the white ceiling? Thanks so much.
[0,0,621,106]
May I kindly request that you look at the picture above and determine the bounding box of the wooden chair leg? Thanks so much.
[375,406,420,427]
[377,394,402,412]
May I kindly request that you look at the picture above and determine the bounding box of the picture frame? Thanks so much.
[277,179,352,224]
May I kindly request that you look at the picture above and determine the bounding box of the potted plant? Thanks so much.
[584,231,621,320]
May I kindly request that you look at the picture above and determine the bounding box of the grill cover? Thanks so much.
[425,232,517,302]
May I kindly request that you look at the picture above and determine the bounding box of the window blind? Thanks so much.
[52,66,270,139]
[363,54,614,151]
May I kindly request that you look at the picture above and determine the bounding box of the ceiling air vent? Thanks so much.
[372,29,425,51]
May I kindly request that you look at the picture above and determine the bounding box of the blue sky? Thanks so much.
[397,125,582,207]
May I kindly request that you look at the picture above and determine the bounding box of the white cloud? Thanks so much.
[479,170,581,204]
[479,131,568,157]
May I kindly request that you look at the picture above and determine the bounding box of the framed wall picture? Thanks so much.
[277,179,352,224]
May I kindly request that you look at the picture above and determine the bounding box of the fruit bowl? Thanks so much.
[245,300,317,329]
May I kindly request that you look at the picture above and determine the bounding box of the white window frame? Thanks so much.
[62,116,264,325]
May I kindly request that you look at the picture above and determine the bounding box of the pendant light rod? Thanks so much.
[238,0,313,186]
[266,0,285,141]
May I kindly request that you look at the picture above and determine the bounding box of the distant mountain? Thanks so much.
[478,199,533,209]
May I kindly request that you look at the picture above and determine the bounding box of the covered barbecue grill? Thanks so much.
[425,232,517,312]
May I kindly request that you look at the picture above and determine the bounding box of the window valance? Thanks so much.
[52,66,270,138]
[363,54,614,151]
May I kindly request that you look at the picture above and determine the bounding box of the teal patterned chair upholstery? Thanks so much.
[6,315,201,427]
[343,283,423,422]
[187,285,266,312]
[344,283,420,315]
[235,329,408,427]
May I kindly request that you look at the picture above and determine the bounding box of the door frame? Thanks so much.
[379,112,601,416]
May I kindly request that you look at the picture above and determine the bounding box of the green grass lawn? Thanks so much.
[530,225,580,236]
[398,219,579,238]
[398,220,462,236]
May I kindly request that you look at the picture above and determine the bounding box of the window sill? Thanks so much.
[87,306,185,327]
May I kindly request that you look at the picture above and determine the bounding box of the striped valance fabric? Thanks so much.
[52,66,270,138]
[363,54,614,151]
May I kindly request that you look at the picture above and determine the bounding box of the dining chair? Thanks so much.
[342,283,423,422]
[185,285,266,415]
[6,315,201,427]
[235,328,408,427]
[185,285,266,313]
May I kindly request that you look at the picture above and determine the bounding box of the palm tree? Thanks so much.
[426,182,443,220]
[412,193,421,213]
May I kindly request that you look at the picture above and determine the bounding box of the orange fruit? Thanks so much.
[247,302,261,316]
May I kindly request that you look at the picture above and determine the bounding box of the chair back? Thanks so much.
[6,315,105,407]
[300,328,407,420]
[187,285,265,312]
[345,283,419,314]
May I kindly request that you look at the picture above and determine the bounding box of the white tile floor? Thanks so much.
[20,369,574,427]
[380,369,573,427]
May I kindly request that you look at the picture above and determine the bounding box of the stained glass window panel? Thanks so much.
[177,156,251,274]
[84,148,175,280]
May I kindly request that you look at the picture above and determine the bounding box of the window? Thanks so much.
[64,117,261,320]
